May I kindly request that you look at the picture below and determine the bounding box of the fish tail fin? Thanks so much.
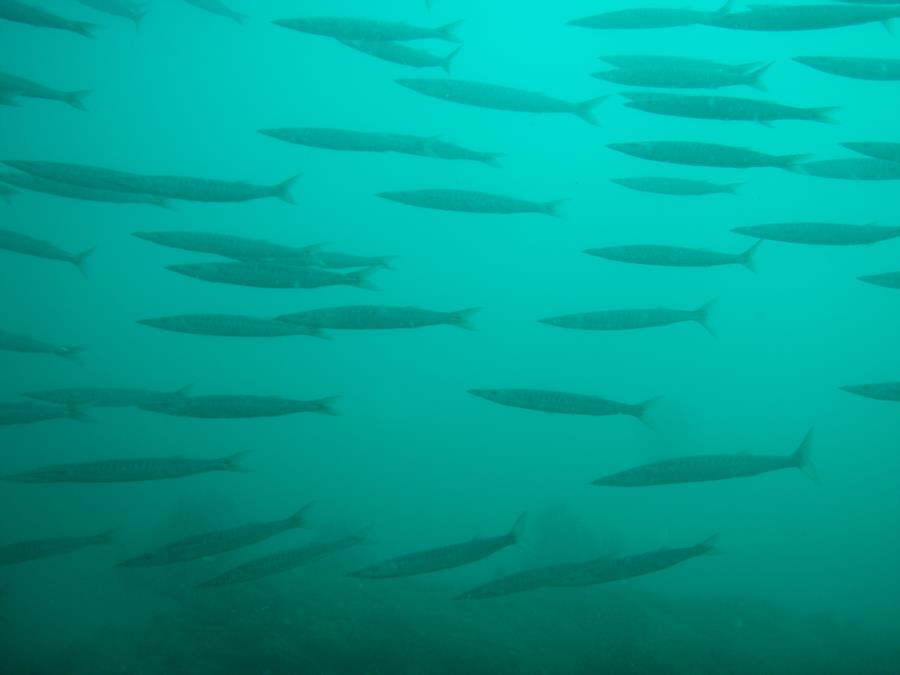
[507,512,527,545]
[170,383,194,399]
[221,450,251,472]
[350,267,379,291]
[442,46,463,73]
[634,395,663,426]
[724,183,742,195]
[439,19,464,43]
[697,534,719,555]
[132,10,146,30]
[72,247,95,277]
[272,175,300,204]
[286,501,315,529]
[792,428,818,484]
[478,152,504,168]
[574,96,608,126]
[694,299,717,337]
[73,22,100,39]
[313,396,341,416]
[308,327,333,341]
[715,0,734,15]
[745,62,772,92]
[779,154,812,173]
[451,307,481,331]
[810,106,840,125]
[94,529,118,545]
[741,240,762,272]
[375,255,397,270]
[542,199,568,219]
[57,346,85,363]
[64,90,92,112]
[67,404,95,423]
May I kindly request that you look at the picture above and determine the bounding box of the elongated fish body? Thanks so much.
[272,17,462,43]
[842,142,900,164]
[199,533,363,588]
[166,262,375,290]
[613,177,738,196]
[76,0,144,27]
[608,141,805,170]
[340,40,461,73]
[278,305,478,331]
[0,330,81,361]
[593,66,767,90]
[585,242,760,270]
[2,452,247,483]
[378,189,561,217]
[621,92,835,125]
[599,55,760,73]
[593,430,814,487]
[138,314,321,338]
[395,78,604,125]
[458,561,584,599]
[119,504,312,567]
[139,394,338,419]
[22,386,187,408]
[0,402,86,426]
[260,127,429,155]
[4,160,159,193]
[0,532,113,566]
[0,0,97,37]
[132,231,321,265]
[704,4,900,30]
[568,8,714,29]
[0,72,90,111]
[733,222,900,245]
[859,272,900,289]
[184,0,245,24]
[468,388,654,420]
[841,382,900,401]
[802,158,900,180]
[539,302,713,333]
[416,138,503,166]
[795,57,900,81]
[316,251,394,270]
[0,173,169,208]
[0,229,93,272]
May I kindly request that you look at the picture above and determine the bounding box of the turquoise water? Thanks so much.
[1,1,900,672]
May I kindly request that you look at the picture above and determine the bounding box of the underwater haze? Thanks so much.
[1,0,900,672]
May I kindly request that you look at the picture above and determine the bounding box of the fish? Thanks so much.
[131,231,321,265]
[584,242,761,270]
[138,314,324,339]
[315,251,396,270]
[0,229,93,274]
[568,2,734,29]
[840,382,900,401]
[0,71,90,111]
[75,0,145,28]
[415,138,504,167]
[801,158,900,180]
[396,78,606,125]
[0,402,92,426]
[271,17,463,43]
[198,532,365,588]
[4,159,163,193]
[592,429,815,486]
[732,222,900,245]
[593,64,770,91]
[0,330,83,362]
[539,301,715,334]
[620,92,837,125]
[260,127,430,155]
[2,452,248,483]
[467,389,659,422]
[0,531,114,566]
[841,142,900,164]
[598,55,762,73]
[794,57,900,81]
[377,189,563,217]
[166,262,377,290]
[119,503,313,567]
[340,40,462,73]
[138,394,339,419]
[22,385,190,408]
[184,0,245,24]
[858,271,900,289]
[349,514,525,579]
[607,141,807,171]
[0,173,170,208]
[612,177,740,196]
[704,3,900,31]
[0,0,98,37]
[277,305,479,331]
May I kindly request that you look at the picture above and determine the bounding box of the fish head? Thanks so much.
[132,231,164,244]
[117,552,158,568]
[467,388,498,402]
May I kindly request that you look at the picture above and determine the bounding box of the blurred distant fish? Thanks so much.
[841,142,900,164]
[396,78,606,125]
[703,3,900,31]
[840,382,900,401]
[0,531,114,566]
[350,514,525,579]
[277,305,479,331]
[138,314,324,339]
[612,177,740,196]
[183,0,245,24]
[2,452,248,483]
[119,503,313,567]
[794,56,900,81]
[732,222,900,245]
[377,189,563,217]
[539,301,715,334]
[801,158,900,180]
[620,92,838,125]
[608,141,808,171]
[0,172,170,208]
[593,64,770,91]
[858,271,900,289]
[340,40,462,73]
[166,262,378,290]
[139,394,339,419]
[272,16,462,42]
[599,54,761,73]
[568,2,734,29]
[0,229,93,274]
[593,429,815,486]
[467,389,658,422]
[0,0,98,37]
[22,385,189,408]
[0,402,91,426]
[316,250,396,270]
[0,71,90,111]
[132,231,321,265]
[0,329,82,362]
[199,532,364,588]
[585,242,761,270]
[75,0,145,28]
